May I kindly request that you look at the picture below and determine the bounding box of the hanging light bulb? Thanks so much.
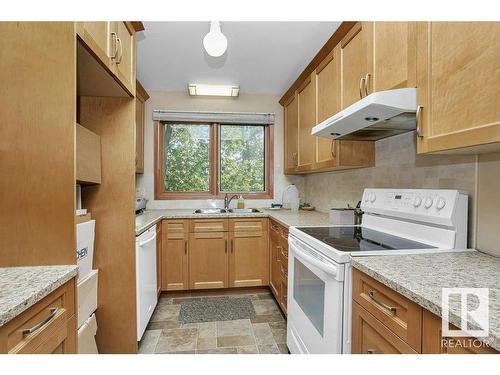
[203,21,227,57]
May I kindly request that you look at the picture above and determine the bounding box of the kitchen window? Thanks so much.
[155,122,273,199]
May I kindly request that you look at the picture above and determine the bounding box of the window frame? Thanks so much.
[154,121,273,200]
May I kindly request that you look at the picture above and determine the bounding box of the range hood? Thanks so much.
[311,88,417,141]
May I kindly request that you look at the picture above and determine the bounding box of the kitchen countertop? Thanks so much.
[351,251,500,351]
[135,208,331,236]
[0,265,78,327]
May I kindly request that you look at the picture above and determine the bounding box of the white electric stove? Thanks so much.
[286,188,472,354]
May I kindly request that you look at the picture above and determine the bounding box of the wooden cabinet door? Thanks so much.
[110,22,135,94]
[352,302,417,354]
[416,22,500,154]
[161,220,189,291]
[297,74,316,171]
[229,230,269,287]
[269,224,281,298]
[340,22,370,108]
[284,93,298,173]
[135,96,144,173]
[315,47,341,170]
[367,22,416,93]
[189,231,228,289]
[77,22,112,66]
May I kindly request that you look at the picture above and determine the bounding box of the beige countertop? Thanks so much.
[352,251,500,351]
[135,208,331,235]
[0,265,78,327]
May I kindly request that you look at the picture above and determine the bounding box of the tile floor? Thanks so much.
[138,289,288,354]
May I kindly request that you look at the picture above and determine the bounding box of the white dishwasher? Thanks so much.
[135,226,158,341]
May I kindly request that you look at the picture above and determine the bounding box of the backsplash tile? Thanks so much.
[304,132,477,246]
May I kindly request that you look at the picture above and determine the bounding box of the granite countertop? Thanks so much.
[0,265,78,327]
[135,208,331,235]
[351,251,500,351]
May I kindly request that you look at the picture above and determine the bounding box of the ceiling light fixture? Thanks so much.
[188,84,239,97]
[203,21,228,57]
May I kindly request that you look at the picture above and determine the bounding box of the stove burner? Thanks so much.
[296,226,435,252]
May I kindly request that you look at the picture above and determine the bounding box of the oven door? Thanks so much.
[287,235,345,354]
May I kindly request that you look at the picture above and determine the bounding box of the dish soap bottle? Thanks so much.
[237,195,245,209]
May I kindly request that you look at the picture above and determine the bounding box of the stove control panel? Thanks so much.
[361,188,467,227]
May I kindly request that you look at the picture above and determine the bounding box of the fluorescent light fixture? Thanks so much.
[188,84,240,97]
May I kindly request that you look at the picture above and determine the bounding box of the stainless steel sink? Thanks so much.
[227,208,261,213]
[193,208,227,214]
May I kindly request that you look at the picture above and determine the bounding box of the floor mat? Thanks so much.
[178,296,256,324]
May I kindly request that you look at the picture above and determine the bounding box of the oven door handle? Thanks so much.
[292,244,342,281]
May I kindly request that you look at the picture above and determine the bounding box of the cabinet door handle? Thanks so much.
[367,349,376,354]
[225,239,228,253]
[359,77,366,98]
[416,105,424,138]
[21,307,59,336]
[184,240,188,255]
[116,37,123,64]
[330,140,337,158]
[110,32,119,60]
[367,291,397,314]
[364,73,371,97]
[231,239,234,253]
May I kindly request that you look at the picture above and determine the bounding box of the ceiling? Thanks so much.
[136,22,341,95]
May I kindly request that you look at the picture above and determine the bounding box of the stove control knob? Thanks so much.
[413,196,422,207]
[424,196,434,209]
[369,193,376,203]
[435,196,446,210]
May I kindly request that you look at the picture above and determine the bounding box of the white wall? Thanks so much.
[136,91,305,209]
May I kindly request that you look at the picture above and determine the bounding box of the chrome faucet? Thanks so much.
[224,193,239,210]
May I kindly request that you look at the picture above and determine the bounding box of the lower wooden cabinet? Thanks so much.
[189,231,228,289]
[0,278,76,354]
[229,225,269,288]
[269,219,288,315]
[352,268,499,354]
[160,218,269,292]
[352,301,417,354]
[161,220,189,291]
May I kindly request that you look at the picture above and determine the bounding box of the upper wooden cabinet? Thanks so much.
[281,23,375,175]
[135,81,149,174]
[283,94,299,173]
[366,22,417,93]
[416,22,500,154]
[76,21,140,96]
[297,74,316,172]
[110,22,136,94]
[340,22,370,108]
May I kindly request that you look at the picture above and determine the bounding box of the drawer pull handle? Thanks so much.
[367,291,397,313]
[367,349,376,354]
[21,307,59,336]
[281,248,288,259]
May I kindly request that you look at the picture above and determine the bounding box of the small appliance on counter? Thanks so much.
[282,184,300,211]
[135,196,148,214]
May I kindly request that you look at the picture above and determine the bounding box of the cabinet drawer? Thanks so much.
[191,219,228,233]
[163,219,188,239]
[230,218,267,232]
[2,279,75,353]
[352,269,422,352]
[352,301,417,354]
[33,315,76,354]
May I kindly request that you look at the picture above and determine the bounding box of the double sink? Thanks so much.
[193,208,261,214]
